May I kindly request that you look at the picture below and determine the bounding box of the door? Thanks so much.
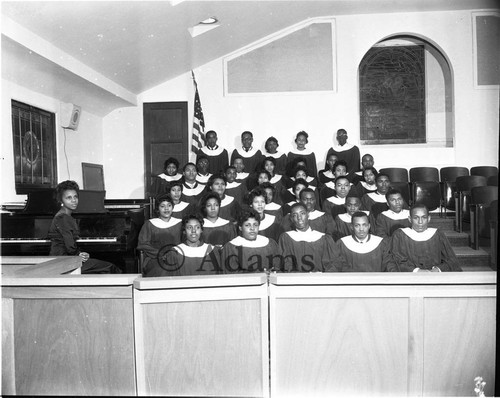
[143,102,188,197]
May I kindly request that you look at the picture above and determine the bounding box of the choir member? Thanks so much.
[196,130,229,174]
[48,180,117,274]
[278,202,339,272]
[158,157,183,182]
[138,194,182,277]
[282,178,309,213]
[286,131,317,179]
[322,176,352,219]
[317,153,338,185]
[337,212,394,272]
[206,174,241,222]
[233,156,250,187]
[325,129,361,174]
[260,182,284,220]
[355,167,378,197]
[262,136,287,175]
[374,189,410,238]
[389,204,462,272]
[332,195,368,241]
[351,154,377,185]
[361,173,391,218]
[248,188,283,241]
[319,160,348,202]
[262,156,285,198]
[220,211,281,273]
[169,180,194,219]
[199,192,237,247]
[230,131,264,173]
[195,155,212,185]
[161,214,221,276]
[181,162,206,205]
[299,188,335,235]
[224,165,248,203]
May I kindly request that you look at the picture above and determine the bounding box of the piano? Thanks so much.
[1,189,150,273]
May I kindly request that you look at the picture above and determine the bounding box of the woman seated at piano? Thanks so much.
[160,214,221,276]
[48,180,119,274]
[138,194,183,277]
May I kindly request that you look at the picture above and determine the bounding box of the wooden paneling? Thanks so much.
[2,298,15,396]
[272,296,409,397]
[422,297,496,397]
[13,298,135,396]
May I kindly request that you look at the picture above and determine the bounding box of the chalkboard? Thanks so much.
[359,45,425,145]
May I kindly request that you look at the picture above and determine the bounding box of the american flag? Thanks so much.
[191,71,205,154]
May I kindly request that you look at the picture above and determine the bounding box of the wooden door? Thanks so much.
[143,102,188,197]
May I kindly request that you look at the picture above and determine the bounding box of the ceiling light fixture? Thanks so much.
[199,17,218,25]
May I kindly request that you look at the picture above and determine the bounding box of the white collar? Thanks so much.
[238,147,259,157]
[332,142,355,152]
[338,210,369,223]
[175,243,212,257]
[263,150,285,158]
[322,170,334,178]
[203,217,230,227]
[360,181,377,191]
[289,148,313,155]
[201,146,224,156]
[291,176,315,183]
[401,227,437,241]
[173,201,190,211]
[258,214,275,230]
[226,181,241,189]
[327,196,346,205]
[196,173,212,183]
[221,195,234,207]
[182,184,205,196]
[230,235,270,248]
[308,210,325,220]
[325,181,336,190]
[183,180,197,188]
[150,217,182,228]
[381,209,410,220]
[368,192,388,203]
[265,202,281,211]
[236,172,249,179]
[158,173,182,181]
[270,174,282,184]
[287,228,325,243]
[341,235,383,253]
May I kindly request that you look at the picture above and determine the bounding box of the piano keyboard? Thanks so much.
[1,237,118,243]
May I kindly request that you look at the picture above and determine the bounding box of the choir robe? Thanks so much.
[333,211,371,241]
[201,217,237,247]
[319,181,355,203]
[389,228,462,272]
[318,169,335,185]
[374,209,411,238]
[281,210,336,236]
[337,234,394,272]
[160,243,221,276]
[286,149,318,178]
[196,173,212,185]
[220,235,281,273]
[262,150,288,175]
[235,172,250,188]
[180,182,207,206]
[284,175,318,189]
[219,195,241,222]
[264,202,284,222]
[257,213,284,242]
[270,174,285,202]
[355,181,378,197]
[230,147,264,173]
[158,173,183,182]
[138,217,183,277]
[197,146,229,174]
[322,195,347,219]
[361,191,388,215]
[225,181,248,204]
[281,186,320,211]
[278,228,340,273]
[325,143,361,174]
[350,168,378,185]
[171,201,195,220]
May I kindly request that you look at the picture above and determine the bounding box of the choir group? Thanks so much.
[137,129,462,276]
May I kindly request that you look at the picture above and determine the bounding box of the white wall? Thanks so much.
[102,9,499,199]
[1,79,104,203]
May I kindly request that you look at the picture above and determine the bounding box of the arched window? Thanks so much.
[359,36,453,147]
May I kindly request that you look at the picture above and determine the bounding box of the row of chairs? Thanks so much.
[379,166,498,183]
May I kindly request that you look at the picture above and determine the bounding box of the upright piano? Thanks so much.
[1,189,150,273]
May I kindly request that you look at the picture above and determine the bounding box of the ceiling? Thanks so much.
[2,0,498,116]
